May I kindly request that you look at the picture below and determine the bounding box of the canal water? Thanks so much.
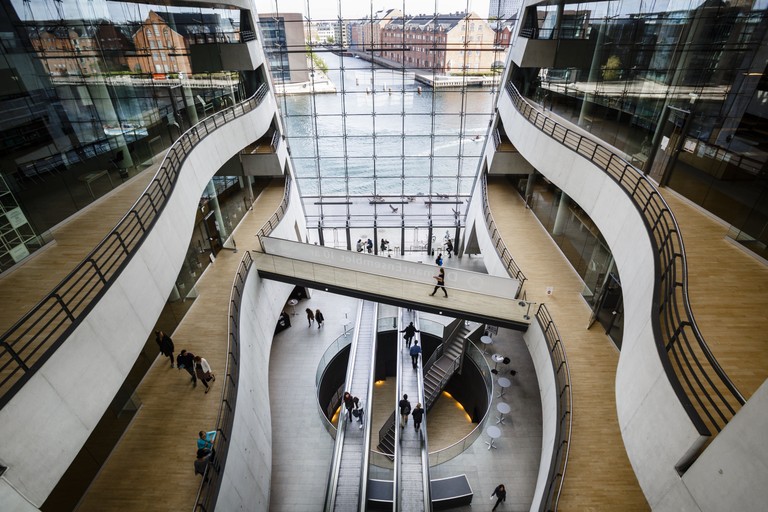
[278,51,497,202]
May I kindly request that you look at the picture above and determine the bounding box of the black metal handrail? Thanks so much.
[504,80,744,440]
[255,176,291,244]
[192,251,252,511]
[0,84,269,410]
[480,173,527,298]
[535,304,572,512]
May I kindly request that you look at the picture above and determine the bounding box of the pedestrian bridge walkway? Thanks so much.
[252,237,531,331]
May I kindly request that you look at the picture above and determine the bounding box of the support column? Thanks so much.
[85,82,134,169]
[182,85,199,127]
[524,171,537,207]
[553,191,570,235]
[205,180,228,239]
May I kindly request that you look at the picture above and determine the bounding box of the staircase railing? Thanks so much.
[0,84,270,410]
[504,80,743,443]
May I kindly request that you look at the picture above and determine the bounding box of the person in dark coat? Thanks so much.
[429,267,447,297]
[177,349,197,385]
[399,394,411,428]
[411,403,424,431]
[315,309,324,329]
[194,448,212,480]
[409,341,422,369]
[400,321,419,348]
[343,391,355,423]
[155,330,175,368]
[491,484,507,511]
[446,239,453,258]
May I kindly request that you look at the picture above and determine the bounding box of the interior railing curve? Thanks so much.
[0,84,269,409]
[503,80,744,442]
[193,175,291,511]
[481,172,527,298]
[535,304,572,512]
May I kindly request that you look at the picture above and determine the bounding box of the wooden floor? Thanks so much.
[76,180,285,511]
[659,190,768,400]
[0,169,156,334]
[487,177,649,510]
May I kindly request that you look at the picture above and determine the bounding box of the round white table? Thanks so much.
[480,335,493,354]
[497,377,511,398]
[485,425,501,450]
[496,402,511,425]
[287,298,298,315]
[491,353,504,370]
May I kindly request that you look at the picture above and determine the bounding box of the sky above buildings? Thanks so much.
[255,0,492,20]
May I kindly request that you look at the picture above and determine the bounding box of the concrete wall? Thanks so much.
[0,93,278,507]
[215,270,292,511]
[496,89,768,509]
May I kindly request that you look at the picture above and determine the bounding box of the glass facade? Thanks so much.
[0,0,247,272]
[256,1,512,251]
[511,0,768,259]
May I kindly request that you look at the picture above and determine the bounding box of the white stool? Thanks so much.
[497,377,511,398]
[485,425,501,450]
[496,402,511,425]
[481,335,493,355]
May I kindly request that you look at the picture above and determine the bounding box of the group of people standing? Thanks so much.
[305,308,325,328]
[155,330,216,394]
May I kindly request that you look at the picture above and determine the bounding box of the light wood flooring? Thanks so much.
[487,177,649,510]
[0,168,157,334]
[659,190,768,400]
[75,180,285,511]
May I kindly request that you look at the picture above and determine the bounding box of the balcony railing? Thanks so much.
[0,84,269,409]
[504,80,744,443]
[192,250,252,511]
[481,174,526,298]
[535,304,572,512]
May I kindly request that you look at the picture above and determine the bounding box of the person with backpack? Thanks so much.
[435,253,443,266]
[399,394,411,428]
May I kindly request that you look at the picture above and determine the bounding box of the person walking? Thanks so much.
[366,238,373,253]
[194,448,212,480]
[343,391,355,423]
[446,239,453,258]
[315,309,324,329]
[412,403,424,431]
[194,355,215,394]
[155,330,175,368]
[491,484,507,511]
[410,341,422,369]
[429,267,447,297]
[400,321,419,348]
[305,308,315,327]
[399,394,411,428]
[177,349,197,385]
